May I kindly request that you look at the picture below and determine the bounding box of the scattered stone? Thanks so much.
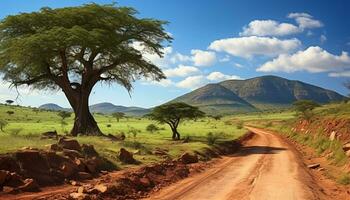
[134,150,141,155]
[63,149,83,159]
[179,153,198,164]
[2,186,15,193]
[329,131,336,141]
[58,138,81,151]
[0,170,9,185]
[61,162,78,178]
[346,150,350,157]
[77,186,85,194]
[78,172,92,180]
[69,192,90,200]
[70,180,78,186]
[106,133,125,141]
[48,144,63,152]
[343,143,350,152]
[153,148,168,156]
[81,144,98,157]
[75,159,86,172]
[85,158,99,174]
[88,184,108,194]
[41,131,58,139]
[139,177,151,188]
[118,148,136,164]
[6,172,24,187]
[17,178,40,192]
[0,155,21,173]
[307,163,320,169]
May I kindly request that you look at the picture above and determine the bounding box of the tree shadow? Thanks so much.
[230,146,287,157]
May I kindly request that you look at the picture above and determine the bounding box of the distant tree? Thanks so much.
[0,4,171,136]
[6,111,14,116]
[5,100,14,105]
[112,112,125,122]
[0,119,8,132]
[146,124,159,133]
[148,103,205,140]
[293,100,320,121]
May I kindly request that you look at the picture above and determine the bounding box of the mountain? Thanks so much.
[39,103,68,111]
[39,102,150,116]
[170,75,346,114]
[89,102,150,116]
[170,84,257,114]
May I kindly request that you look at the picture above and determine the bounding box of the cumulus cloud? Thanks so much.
[240,20,301,36]
[191,49,216,66]
[170,52,192,63]
[163,65,199,77]
[176,72,242,89]
[329,71,350,78]
[176,75,206,89]
[209,36,301,58]
[320,34,327,44]
[206,72,242,81]
[141,78,174,87]
[288,12,323,30]
[257,46,350,73]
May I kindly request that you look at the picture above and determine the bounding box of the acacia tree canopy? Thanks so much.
[0,3,171,136]
[148,102,205,140]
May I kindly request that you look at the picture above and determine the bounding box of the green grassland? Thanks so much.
[0,104,246,168]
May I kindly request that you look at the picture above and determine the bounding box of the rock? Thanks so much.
[69,192,90,200]
[0,155,21,173]
[48,144,63,152]
[118,148,136,164]
[70,180,79,186]
[75,159,86,172]
[343,143,350,152]
[78,172,92,180]
[2,186,15,193]
[63,149,83,159]
[106,133,125,141]
[85,158,100,174]
[17,178,40,192]
[77,186,85,193]
[6,172,24,187]
[139,177,151,188]
[346,150,350,157]
[58,138,81,151]
[61,162,78,178]
[41,131,58,139]
[329,131,336,141]
[81,144,98,158]
[307,163,320,169]
[87,184,114,194]
[0,170,9,185]
[153,148,168,156]
[179,153,198,164]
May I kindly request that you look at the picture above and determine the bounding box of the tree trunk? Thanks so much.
[171,127,180,140]
[64,86,102,136]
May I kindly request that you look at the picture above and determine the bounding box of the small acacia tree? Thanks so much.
[0,4,171,136]
[148,102,205,140]
[112,112,125,122]
[5,100,14,105]
[293,100,320,121]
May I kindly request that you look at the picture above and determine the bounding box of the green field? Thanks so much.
[0,104,246,168]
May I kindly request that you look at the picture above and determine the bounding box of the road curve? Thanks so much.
[145,127,324,200]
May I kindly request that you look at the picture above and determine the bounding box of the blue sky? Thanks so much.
[0,0,350,108]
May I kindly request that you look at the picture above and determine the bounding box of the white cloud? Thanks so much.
[288,12,323,30]
[329,71,350,77]
[320,34,327,44]
[257,46,350,73]
[176,75,206,89]
[170,52,192,63]
[163,65,199,77]
[209,36,301,58]
[234,63,244,68]
[240,20,301,37]
[206,72,242,81]
[141,78,174,87]
[191,49,216,67]
[219,55,230,62]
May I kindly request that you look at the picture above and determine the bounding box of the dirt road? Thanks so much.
[146,127,325,200]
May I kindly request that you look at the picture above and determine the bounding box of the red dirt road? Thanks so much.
[145,127,327,200]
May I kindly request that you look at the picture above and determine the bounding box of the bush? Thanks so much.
[106,124,112,128]
[0,119,8,132]
[338,174,350,185]
[207,132,220,145]
[146,124,159,133]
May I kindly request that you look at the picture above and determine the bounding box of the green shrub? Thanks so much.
[338,174,350,185]
[146,124,159,133]
[207,132,220,145]
[236,121,244,129]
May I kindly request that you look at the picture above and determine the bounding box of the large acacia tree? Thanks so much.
[0,4,171,136]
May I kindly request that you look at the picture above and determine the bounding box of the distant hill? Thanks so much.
[170,75,346,114]
[39,103,69,111]
[39,102,150,116]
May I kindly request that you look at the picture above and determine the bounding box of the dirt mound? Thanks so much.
[0,139,110,195]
